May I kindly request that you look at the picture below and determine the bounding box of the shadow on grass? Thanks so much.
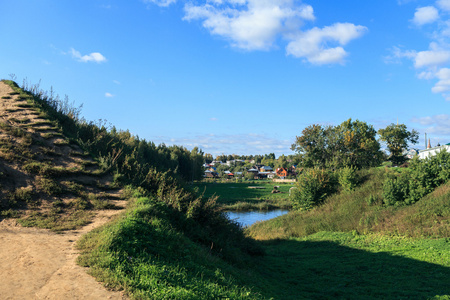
[253,239,450,299]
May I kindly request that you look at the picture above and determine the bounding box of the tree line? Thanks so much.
[289,118,421,211]
[290,118,419,169]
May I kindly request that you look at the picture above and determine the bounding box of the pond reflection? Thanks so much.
[226,210,289,227]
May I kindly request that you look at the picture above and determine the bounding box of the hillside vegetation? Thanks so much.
[1,79,449,299]
[248,167,450,239]
[0,80,125,229]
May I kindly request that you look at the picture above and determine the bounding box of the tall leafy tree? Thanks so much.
[334,119,382,169]
[291,119,382,169]
[275,154,290,169]
[378,123,419,166]
[204,153,213,164]
[291,124,334,168]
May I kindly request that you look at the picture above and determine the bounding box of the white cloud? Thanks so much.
[150,133,293,156]
[386,43,450,69]
[437,0,450,12]
[412,6,439,26]
[417,70,435,79]
[105,92,115,97]
[286,23,367,64]
[414,49,450,68]
[184,0,315,51]
[388,1,450,100]
[384,46,416,64]
[431,68,450,95]
[411,114,450,136]
[70,48,107,63]
[143,0,177,7]
[182,1,366,65]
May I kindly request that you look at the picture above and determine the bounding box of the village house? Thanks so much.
[403,148,419,159]
[226,159,245,166]
[418,143,450,159]
[259,166,273,172]
[204,170,218,178]
[276,167,288,178]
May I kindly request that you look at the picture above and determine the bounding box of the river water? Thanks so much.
[225,210,289,227]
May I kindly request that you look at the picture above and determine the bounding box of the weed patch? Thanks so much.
[19,209,94,231]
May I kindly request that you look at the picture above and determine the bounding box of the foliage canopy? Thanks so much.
[378,123,419,166]
[291,118,382,170]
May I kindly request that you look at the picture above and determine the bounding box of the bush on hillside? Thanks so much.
[290,168,336,210]
[382,149,450,206]
[338,166,358,192]
[382,172,410,206]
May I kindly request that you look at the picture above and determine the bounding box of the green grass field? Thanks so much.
[252,232,450,299]
[78,200,450,299]
[192,181,294,210]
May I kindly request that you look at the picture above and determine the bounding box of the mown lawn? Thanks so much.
[192,181,294,210]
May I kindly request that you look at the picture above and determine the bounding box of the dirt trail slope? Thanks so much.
[0,81,127,299]
[0,207,127,300]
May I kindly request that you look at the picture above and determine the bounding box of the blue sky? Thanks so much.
[2,0,450,157]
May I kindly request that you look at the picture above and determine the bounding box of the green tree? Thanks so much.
[215,154,227,163]
[261,157,275,168]
[378,123,419,166]
[275,154,290,169]
[290,124,333,168]
[204,153,213,164]
[190,147,205,181]
[253,155,262,164]
[334,119,382,169]
[291,119,382,169]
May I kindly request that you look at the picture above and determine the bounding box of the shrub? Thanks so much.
[7,187,34,207]
[291,168,336,211]
[69,198,91,210]
[36,178,62,196]
[366,194,380,206]
[382,173,409,206]
[382,150,450,206]
[338,166,358,191]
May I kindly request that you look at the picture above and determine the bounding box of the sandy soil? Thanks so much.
[0,81,128,299]
[0,208,128,300]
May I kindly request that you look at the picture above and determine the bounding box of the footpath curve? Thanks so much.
[0,208,127,300]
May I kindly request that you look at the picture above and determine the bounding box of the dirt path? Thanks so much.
[0,81,130,299]
[0,207,128,300]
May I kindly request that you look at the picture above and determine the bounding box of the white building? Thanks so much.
[418,143,450,159]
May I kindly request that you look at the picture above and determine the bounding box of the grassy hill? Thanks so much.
[1,79,449,299]
[247,168,450,240]
[0,80,124,230]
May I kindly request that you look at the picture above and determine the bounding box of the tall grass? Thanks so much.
[77,194,264,299]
